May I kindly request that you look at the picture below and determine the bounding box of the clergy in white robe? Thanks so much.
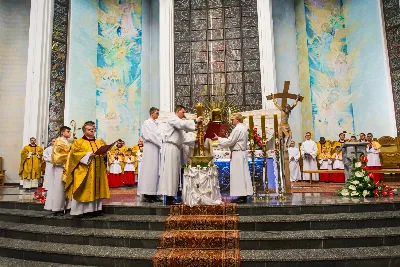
[214,113,252,203]
[137,107,162,202]
[366,133,383,183]
[158,105,201,203]
[300,132,319,181]
[45,129,71,214]
[181,132,197,165]
[42,139,55,189]
[288,141,301,182]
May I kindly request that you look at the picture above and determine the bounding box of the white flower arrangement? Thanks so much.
[349,185,357,191]
[355,171,364,177]
[355,162,361,168]
[351,180,360,185]
[341,189,349,196]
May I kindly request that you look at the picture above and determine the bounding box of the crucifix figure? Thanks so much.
[267,81,304,147]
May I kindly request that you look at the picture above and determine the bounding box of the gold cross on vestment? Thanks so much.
[266,81,304,106]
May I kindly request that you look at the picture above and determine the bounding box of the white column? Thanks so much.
[159,0,174,112]
[257,0,277,109]
[23,0,54,146]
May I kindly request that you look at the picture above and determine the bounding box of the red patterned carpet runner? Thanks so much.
[152,204,241,267]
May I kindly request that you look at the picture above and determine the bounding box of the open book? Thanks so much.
[204,122,229,139]
[94,140,118,155]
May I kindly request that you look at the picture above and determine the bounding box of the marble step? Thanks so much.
[0,256,93,267]
[0,200,399,216]
[0,220,399,250]
[240,246,400,267]
[1,208,400,231]
[0,236,398,267]
[0,237,154,267]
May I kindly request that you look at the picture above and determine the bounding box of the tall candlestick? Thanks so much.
[261,114,266,138]
[274,114,279,149]
[249,115,254,136]
[195,103,203,117]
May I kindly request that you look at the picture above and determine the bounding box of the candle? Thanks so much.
[195,103,203,117]
[249,114,254,136]
[261,114,266,138]
[273,113,278,139]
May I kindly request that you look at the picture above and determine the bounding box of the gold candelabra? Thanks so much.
[191,103,213,165]
[274,114,285,201]
[261,114,271,200]
[248,115,257,201]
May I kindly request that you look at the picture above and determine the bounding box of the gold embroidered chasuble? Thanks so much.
[64,138,110,203]
[51,137,71,166]
[19,145,44,180]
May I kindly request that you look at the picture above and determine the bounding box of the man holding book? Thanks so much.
[64,121,110,217]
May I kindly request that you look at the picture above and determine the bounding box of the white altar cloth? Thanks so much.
[182,165,223,207]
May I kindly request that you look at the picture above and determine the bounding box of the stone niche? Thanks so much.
[342,143,367,180]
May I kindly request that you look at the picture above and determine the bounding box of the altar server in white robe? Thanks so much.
[301,132,319,181]
[44,127,72,215]
[158,105,203,205]
[42,138,55,189]
[288,140,301,182]
[181,132,197,165]
[213,113,253,203]
[138,107,162,203]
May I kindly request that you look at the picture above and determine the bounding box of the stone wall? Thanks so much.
[173,0,262,112]
[382,0,400,136]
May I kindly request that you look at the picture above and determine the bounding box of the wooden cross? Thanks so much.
[266,81,304,105]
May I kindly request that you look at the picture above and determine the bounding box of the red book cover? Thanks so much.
[94,140,118,155]
[205,122,229,139]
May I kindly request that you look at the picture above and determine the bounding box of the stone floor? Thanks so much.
[0,186,399,266]
[0,186,399,207]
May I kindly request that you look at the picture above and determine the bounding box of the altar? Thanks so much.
[213,150,277,193]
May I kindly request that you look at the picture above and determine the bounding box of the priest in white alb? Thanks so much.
[158,105,203,205]
[44,127,72,215]
[137,107,162,203]
[213,113,253,203]
[42,138,55,190]
[365,133,383,183]
[300,132,319,181]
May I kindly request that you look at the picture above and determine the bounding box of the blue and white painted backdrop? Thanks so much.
[66,0,160,145]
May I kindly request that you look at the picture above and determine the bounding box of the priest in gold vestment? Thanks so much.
[64,121,110,217]
[19,137,44,189]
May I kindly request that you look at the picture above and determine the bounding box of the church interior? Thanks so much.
[0,0,400,266]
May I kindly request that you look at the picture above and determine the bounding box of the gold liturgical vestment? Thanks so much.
[19,145,44,180]
[51,137,71,166]
[64,137,110,203]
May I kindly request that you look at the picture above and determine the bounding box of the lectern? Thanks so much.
[342,142,367,180]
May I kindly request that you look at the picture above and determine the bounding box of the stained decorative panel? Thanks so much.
[174,0,262,111]
[382,0,400,135]
[48,0,69,142]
